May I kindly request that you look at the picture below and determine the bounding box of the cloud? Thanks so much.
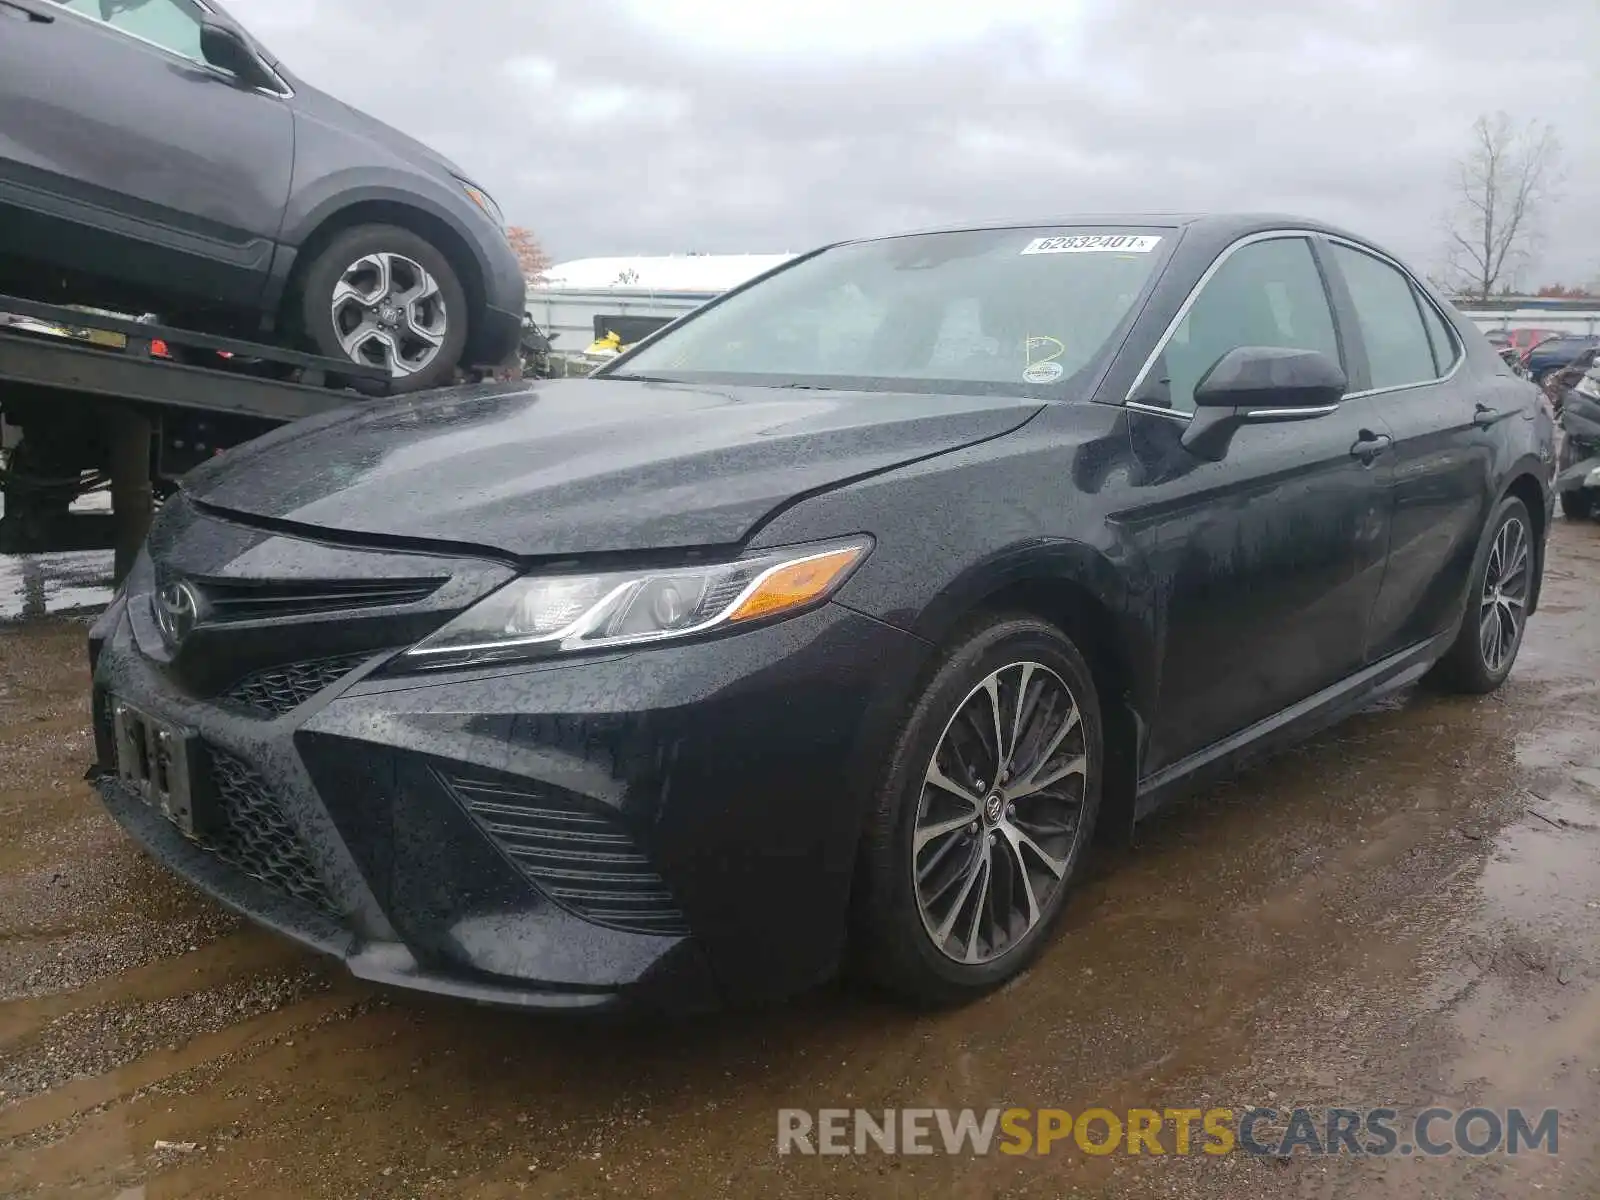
[229,0,1600,286]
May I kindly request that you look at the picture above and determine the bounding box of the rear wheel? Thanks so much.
[297,224,468,393]
[1428,496,1536,694]
[854,615,1102,1006]
[1559,489,1595,520]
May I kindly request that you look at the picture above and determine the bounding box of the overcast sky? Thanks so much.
[233,0,1599,288]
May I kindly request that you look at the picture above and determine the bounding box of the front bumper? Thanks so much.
[1555,450,1600,495]
[466,230,527,366]
[89,590,925,1011]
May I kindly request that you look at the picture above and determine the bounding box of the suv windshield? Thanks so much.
[611,227,1172,397]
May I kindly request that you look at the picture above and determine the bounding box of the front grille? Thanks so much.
[196,577,443,622]
[222,653,372,716]
[199,747,337,918]
[442,772,689,937]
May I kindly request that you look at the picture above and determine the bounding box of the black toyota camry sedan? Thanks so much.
[88,214,1555,1011]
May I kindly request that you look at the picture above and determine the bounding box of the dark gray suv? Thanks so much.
[0,0,525,390]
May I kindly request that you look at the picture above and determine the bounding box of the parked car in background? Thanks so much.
[1507,327,1563,355]
[1496,345,1527,377]
[1524,335,1600,386]
[1556,364,1600,520]
[89,214,1553,1011]
[0,0,523,390]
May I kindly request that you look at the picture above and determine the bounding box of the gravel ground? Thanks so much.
[1,518,1598,1199]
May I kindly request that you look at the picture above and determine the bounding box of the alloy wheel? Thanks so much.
[329,252,448,377]
[912,661,1089,965]
[1480,515,1531,674]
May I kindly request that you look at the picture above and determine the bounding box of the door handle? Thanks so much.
[0,0,55,21]
[1349,429,1392,465]
[1473,402,1516,429]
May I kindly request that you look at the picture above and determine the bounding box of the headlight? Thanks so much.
[1576,373,1600,401]
[398,537,872,670]
[458,180,504,228]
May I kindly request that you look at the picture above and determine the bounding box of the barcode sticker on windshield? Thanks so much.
[1021,234,1162,255]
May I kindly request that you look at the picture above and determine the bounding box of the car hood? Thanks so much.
[182,380,1043,557]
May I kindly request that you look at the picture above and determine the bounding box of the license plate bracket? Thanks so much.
[109,698,213,837]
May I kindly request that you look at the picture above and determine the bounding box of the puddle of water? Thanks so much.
[0,492,114,621]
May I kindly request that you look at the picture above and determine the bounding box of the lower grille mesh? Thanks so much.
[222,653,371,716]
[442,772,689,937]
[200,747,337,918]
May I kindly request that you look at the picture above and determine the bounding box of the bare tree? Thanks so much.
[506,226,551,281]
[1443,113,1561,300]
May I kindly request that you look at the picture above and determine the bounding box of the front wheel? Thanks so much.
[853,615,1103,1006]
[1427,496,1537,694]
[298,224,469,393]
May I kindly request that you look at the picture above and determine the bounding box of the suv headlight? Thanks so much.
[398,537,872,670]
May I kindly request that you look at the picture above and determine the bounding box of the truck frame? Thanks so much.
[0,292,391,581]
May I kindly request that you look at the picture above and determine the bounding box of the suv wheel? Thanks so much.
[854,615,1102,1006]
[299,224,468,393]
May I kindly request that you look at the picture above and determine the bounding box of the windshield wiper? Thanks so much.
[599,373,675,383]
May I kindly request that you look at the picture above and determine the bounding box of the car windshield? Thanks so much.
[610,227,1172,397]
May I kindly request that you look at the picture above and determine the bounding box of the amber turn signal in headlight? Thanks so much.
[399,537,872,669]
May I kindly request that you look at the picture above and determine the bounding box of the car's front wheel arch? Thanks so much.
[284,200,486,364]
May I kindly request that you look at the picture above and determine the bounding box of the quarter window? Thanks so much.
[55,0,207,63]
[1415,291,1461,376]
[1150,237,1340,415]
[1329,244,1438,390]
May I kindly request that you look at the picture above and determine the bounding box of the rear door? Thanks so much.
[0,0,293,306]
[1322,241,1496,662]
[1120,233,1396,773]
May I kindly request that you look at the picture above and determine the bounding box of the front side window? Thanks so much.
[55,0,206,62]
[1329,244,1438,391]
[613,228,1171,398]
[1149,237,1340,414]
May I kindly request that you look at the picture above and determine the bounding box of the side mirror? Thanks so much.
[199,19,277,91]
[1180,346,1346,460]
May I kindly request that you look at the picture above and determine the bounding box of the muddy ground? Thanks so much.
[1,519,1598,1200]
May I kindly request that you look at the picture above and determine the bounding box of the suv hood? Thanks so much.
[292,83,469,181]
[183,380,1042,557]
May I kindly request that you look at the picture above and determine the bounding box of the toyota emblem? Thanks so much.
[152,580,201,648]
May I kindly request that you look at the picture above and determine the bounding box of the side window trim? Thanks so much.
[1122,228,1336,420]
[1322,235,1464,398]
[45,0,293,97]
[49,0,208,63]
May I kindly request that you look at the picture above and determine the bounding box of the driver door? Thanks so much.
[0,0,293,306]
[1119,234,1396,774]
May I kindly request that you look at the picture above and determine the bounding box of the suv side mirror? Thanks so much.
[1181,346,1346,461]
[199,19,277,91]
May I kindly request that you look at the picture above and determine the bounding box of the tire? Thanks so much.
[1427,496,1537,694]
[1559,489,1595,520]
[297,224,468,393]
[853,614,1103,1006]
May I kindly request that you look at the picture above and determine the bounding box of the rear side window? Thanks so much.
[1329,244,1438,390]
[1415,292,1460,376]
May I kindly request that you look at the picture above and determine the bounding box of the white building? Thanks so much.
[526,254,796,353]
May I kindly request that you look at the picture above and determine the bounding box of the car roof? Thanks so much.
[869,212,1369,243]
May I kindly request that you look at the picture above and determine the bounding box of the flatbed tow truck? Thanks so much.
[0,292,394,582]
